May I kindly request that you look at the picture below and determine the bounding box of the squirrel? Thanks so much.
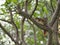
[35,17,48,36]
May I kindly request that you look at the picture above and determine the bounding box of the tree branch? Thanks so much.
[27,20,37,45]
[49,0,60,27]
[9,8,19,43]
[21,0,28,45]
[30,0,38,17]
[21,17,25,45]
[50,0,54,12]
[0,19,12,24]
[0,23,20,45]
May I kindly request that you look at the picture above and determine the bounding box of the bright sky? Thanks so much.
[0,0,6,5]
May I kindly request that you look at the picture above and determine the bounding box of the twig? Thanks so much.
[48,0,60,27]
[21,17,25,45]
[9,8,19,43]
[30,0,38,17]
[50,0,54,12]
[0,19,12,24]
[0,23,20,45]
[44,1,52,13]
[21,0,28,45]
[27,20,37,45]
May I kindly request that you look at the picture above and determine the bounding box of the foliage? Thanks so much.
[0,0,60,45]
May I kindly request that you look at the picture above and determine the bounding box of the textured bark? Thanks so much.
[47,20,59,45]
[52,20,59,45]
[46,31,53,45]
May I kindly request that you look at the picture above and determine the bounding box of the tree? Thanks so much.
[0,0,60,45]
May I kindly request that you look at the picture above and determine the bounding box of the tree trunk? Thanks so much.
[47,31,53,45]
[52,20,59,45]
[47,20,59,45]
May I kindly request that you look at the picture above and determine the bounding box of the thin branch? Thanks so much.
[9,8,19,43]
[49,0,60,27]
[21,0,28,45]
[21,17,25,45]
[50,0,54,12]
[27,20,37,45]
[0,19,12,24]
[30,0,38,17]
[25,0,28,12]
[21,1,24,9]
[44,1,52,13]
[0,23,20,45]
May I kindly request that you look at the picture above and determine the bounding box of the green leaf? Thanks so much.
[12,0,18,4]
[15,20,20,29]
[6,0,11,4]
[43,6,48,14]
[1,8,6,13]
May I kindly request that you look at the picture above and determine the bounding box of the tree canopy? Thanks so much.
[0,0,60,45]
